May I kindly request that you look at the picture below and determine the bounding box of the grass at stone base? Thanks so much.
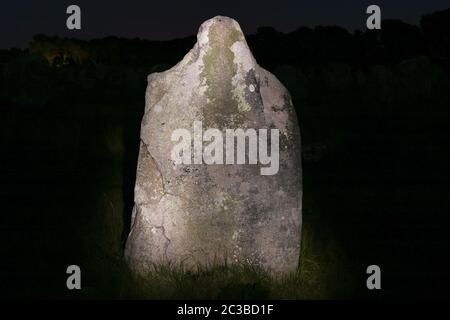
[81,207,356,300]
[127,230,354,299]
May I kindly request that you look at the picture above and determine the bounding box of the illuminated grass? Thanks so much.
[86,210,356,300]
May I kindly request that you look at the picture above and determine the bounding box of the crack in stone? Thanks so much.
[141,140,166,198]
[141,139,195,205]
[140,139,198,258]
[149,224,171,260]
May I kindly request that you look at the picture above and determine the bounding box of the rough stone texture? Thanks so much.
[125,16,302,274]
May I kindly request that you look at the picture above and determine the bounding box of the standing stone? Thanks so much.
[125,16,302,274]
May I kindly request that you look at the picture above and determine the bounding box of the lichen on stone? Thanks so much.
[200,19,247,129]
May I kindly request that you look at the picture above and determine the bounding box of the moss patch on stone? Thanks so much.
[200,21,247,129]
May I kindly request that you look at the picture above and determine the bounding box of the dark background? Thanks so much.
[0,1,450,299]
[2,0,450,49]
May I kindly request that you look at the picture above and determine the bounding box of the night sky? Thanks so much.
[1,0,449,48]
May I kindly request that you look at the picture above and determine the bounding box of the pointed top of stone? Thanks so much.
[194,15,257,78]
[196,16,245,46]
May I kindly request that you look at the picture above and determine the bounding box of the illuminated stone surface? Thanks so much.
[125,16,302,274]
